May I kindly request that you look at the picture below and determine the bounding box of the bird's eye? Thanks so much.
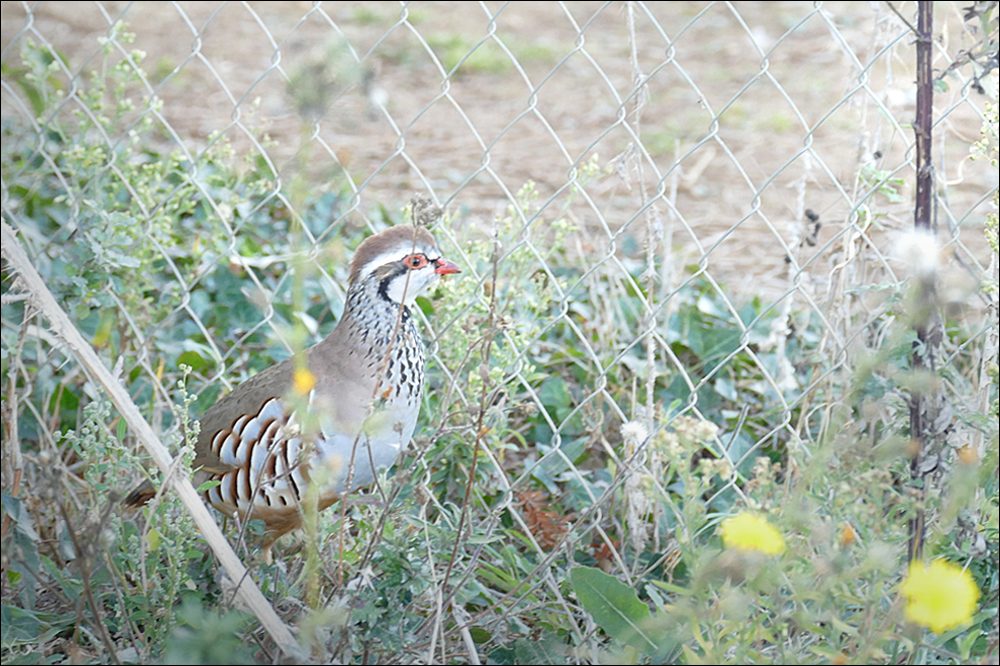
[405,254,428,269]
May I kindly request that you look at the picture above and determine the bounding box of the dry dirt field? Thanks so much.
[2,1,995,303]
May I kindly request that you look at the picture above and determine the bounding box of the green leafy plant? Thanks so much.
[2,12,997,666]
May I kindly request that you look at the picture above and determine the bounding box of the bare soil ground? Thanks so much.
[2,1,994,304]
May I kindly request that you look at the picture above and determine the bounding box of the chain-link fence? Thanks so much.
[2,2,997,663]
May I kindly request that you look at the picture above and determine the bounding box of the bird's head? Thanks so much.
[349,225,460,306]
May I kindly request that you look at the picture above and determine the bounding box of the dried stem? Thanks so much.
[907,0,937,564]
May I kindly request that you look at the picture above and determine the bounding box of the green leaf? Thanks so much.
[538,377,572,413]
[1,495,40,542]
[177,350,207,371]
[56,522,76,561]
[1,604,39,647]
[91,310,115,348]
[569,566,658,654]
[468,627,491,643]
[486,646,516,665]
[1,604,75,649]
[649,579,689,595]
[512,631,567,665]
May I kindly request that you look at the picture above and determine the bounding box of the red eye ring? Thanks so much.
[406,254,428,269]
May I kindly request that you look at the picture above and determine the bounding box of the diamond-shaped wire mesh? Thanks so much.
[2,1,996,662]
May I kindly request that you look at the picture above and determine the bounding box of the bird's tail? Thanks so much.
[123,480,156,508]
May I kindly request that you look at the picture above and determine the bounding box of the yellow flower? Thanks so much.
[839,522,859,548]
[718,513,785,555]
[293,368,317,395]
[902,560,980,634]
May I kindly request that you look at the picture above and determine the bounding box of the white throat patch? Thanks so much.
[384,265,439,306]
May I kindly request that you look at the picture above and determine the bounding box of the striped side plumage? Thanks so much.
[206,397,306,516]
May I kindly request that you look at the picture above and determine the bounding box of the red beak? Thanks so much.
[434,258,461,275]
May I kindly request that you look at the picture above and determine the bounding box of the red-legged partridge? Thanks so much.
[127,225,460,559]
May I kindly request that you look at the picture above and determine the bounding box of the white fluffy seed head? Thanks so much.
[620,421,649,446]
[896,228,940,279]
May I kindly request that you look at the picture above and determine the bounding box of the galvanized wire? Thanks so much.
[1,0,995,659]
